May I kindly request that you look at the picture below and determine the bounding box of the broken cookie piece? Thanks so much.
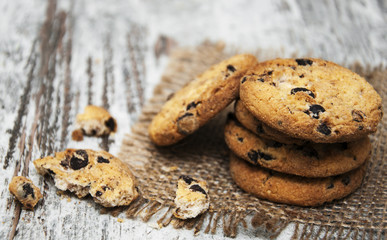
[9,176,43,210]
[173,175,210,219]
[72,105,117,141]
[33,149,139,207]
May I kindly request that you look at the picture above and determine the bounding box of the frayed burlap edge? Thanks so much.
[116,41,386,239]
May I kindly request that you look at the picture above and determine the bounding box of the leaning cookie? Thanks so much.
[34,149,138,207]
[174,175,210,219]
[225,115,371,177]
[229,153,367,207]
[149,54,258,146]
[239,58,383,143]
[9,176,43,210]
[72,105,117,141]
[234,99,305,145]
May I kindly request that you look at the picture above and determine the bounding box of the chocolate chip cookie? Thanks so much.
[9,176,43,210]
[149,54,258,146]
[239,58,383,143]
[234,99,305,145]
[34,149,138,207]
[225,115,371,177]
[229,153,367,206]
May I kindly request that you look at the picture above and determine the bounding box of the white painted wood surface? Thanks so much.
[0,0,385,239]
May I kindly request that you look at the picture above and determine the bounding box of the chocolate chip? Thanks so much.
[47,169,56,176]
[248,150,259,164]
[257,78,264,82]
[327,183,334,189]
[352,110,365,122]
[90,129,97,136]
[97,156,110,163]
[237,137,244,142]
[186,101,201,111]
[70,150,89,170]
[22,183,35,199]
[105,117,116,131]
[267,71,273,75]
[278,121,282,126]
[247,150,274,163]
[241,77,247,84]
[353,156,357,161]
[295,58,313,66]
[306,104,326,119]
[290,66,296,70]
[299,74,304,78]
[341,176,350,186]
[317,123,331,135]
[227,65,236,72]
[96,191,102,197]
[102,186,110,191]
[189,184,207,195]
[358,125,364,130]
[60,158,69,168]
[266,141,283,148]
[290,87,315,98]
[179,175,196,185]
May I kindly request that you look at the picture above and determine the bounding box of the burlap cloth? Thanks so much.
[117,42,386,239]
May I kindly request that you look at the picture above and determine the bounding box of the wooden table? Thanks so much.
[0,0,385,239]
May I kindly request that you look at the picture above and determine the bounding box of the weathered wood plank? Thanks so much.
[0,0,386,239]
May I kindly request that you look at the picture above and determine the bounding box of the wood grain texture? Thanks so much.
[0,0,385,239]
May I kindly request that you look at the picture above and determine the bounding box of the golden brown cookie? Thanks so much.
[9,176,43,210]
[72,105,117,140]
[239,58,383,143]
[174,175,210,219]
[149,54,258,146]
[34,149,138,207]
[229,153,367,207]
[224,115,371,177]
[234,99,305,145]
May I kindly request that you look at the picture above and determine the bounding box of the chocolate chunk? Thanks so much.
[22,183,35,199]
[227,65,236,72]
[97,156,110,164]
[295,58,313,66]
[317,123,331,135]
[248,150,274,163]
[237,137,244,142]
[189,184,207,195]
[327,183,334,189]
[241,77,247,84]
[257,78,264,82]
[306,104,326,119]
[47,169,56,176]
[290,88,315,98]
[179,175,196,185]
[352,110,365,122]
[247,150,259,164]
[299,74,304,78]
[70,150,89,170]
[96,191,102,197]
[341,176,350,186]
[186,101,201,111]
[105,117,116,132]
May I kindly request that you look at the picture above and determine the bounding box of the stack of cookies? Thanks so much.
[225,58,383,206]
[148,55,382,207]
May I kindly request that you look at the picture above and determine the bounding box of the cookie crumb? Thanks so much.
[9,176,43,210]
[173,176,209,219]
